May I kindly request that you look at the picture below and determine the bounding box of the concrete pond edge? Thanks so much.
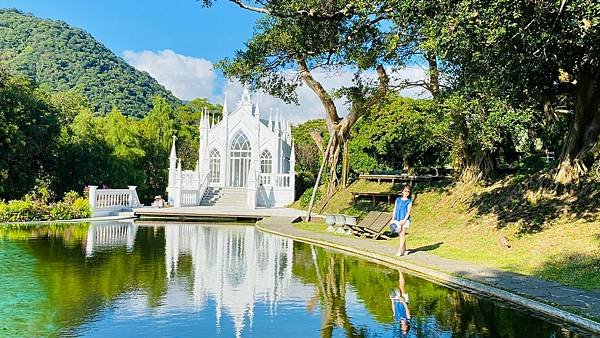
[255,219,600,335]
[0,215,135,227]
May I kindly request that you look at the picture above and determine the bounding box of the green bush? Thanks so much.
[299,187,323,209]
[49,202,72,220]
[49,192,91,220]
[71,197,91,219]
[0,199,48,222]
[0,190,91,222]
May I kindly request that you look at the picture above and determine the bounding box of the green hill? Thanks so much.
[0,9,181,117]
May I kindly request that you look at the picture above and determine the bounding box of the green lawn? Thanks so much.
[294,180,600,291]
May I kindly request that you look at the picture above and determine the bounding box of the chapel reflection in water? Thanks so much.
[0,222,585,338]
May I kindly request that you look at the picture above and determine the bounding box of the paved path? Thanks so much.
[259,217,600,333]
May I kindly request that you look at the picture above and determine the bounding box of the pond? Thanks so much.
[0,220,588,337]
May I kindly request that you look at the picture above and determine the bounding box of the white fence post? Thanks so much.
[88,185,98,211]
[128,185,140,207]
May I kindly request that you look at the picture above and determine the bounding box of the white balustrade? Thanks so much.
[259,173,292,188]
[172,172,209,207]
[259,174,271,186]
[85,221,138,257]
[181,170,197,188]
[88,186,141,217]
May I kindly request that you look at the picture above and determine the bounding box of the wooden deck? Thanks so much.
[133,206,305,221]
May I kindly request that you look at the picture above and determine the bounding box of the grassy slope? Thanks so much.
[295,179,600,291]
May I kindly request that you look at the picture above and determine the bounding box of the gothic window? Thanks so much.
[282,156,290,173]
[209,149,220,183]
[230,131,252,187]
[260,149,272,174]
[230,131,251,157]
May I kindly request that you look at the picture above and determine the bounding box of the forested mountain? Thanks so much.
[0,9,180,117]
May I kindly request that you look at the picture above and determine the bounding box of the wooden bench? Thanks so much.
[358,172,453,184]
[347,211,393,240]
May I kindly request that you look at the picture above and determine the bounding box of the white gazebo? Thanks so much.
[166,87,295,208]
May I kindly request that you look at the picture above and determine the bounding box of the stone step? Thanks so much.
[117,211,135,217]
[200,187,247,206]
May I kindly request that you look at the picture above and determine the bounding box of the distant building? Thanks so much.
[167,87,295,208]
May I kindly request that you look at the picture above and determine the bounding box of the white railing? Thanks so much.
[179,189,200,206]
[172,172,209,207]
[198,172,209,204]
[89,186,140,217]
[260,173,292,188]
[85,221,138,257]
[181,170,197,187]
[259,174,271,185]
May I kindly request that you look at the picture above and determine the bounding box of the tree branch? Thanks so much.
[342,65,389,134]
[297,57,341,131]
[227,0,356,21]
[229,0,270,14]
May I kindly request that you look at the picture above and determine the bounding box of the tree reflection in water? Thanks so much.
[294,244,583,338]
[0,222,588,338]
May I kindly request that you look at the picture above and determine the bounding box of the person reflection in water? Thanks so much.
[390,270,411,335]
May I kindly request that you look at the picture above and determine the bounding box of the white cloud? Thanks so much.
[123,49,428,124]
[221,67,429,124]
[123,49,216,101]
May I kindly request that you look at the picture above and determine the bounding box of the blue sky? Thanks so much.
[0,0,260,61]
[0,0,426,122]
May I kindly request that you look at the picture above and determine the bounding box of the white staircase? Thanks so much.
[200,187,247,207]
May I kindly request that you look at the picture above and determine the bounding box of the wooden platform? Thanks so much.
[133,206,305,222]
[351,191,401,204]
[358,173,452,184]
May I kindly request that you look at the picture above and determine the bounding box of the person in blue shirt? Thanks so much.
[389,270,411,335]
[391,185,412,257]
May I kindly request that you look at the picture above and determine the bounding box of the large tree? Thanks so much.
[0,69,61,198]
[209,1,407,196]
[208,0,599,185]
[419,0,600,183]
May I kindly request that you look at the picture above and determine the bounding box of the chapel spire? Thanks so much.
[169,135,177,160]
[222,92,228,115]
[255,93,260,117]
[268,108,273,129]
[241,84,251,105]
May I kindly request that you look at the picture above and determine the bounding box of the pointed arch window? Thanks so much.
[260,149,272,174]
[230,131,252,187]
[230,132,251,156]
[209,149,220,183]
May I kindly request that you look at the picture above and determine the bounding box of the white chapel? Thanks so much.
[166,87,295,208]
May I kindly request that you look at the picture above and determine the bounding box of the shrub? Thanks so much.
[71,197,91,219]
[49,192,91,220]
[62,190,80,205]
[0,190,91,222]
[0,199,48,222]
[49,202,72,220]
[299,187,323,209]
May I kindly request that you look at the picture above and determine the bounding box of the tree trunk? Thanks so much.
[298,58,388,197]
[341,142,349,187]
[426,52,440,98]
[459,149,493,183]
[453,117,493,183]
[555,70,600,184]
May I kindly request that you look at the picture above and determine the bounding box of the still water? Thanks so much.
[0,221,588,337]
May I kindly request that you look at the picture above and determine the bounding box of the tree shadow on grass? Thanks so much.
[533,252,600,291]
[469,173,600,234]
